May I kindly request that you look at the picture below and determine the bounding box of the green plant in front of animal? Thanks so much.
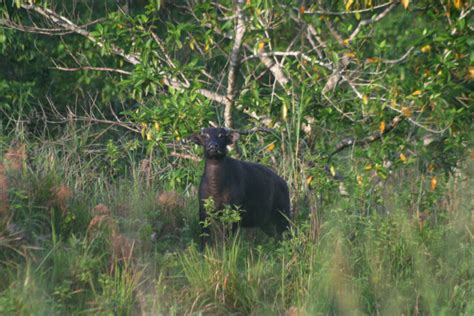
[200,197,242,246]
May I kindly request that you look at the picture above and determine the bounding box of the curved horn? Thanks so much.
[224,127,238,134]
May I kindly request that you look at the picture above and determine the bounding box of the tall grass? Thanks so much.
[1,123,472,315]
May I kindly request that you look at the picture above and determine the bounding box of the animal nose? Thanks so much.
[207,143,218,151]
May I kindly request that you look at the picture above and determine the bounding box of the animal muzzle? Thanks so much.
[206,143,221,156]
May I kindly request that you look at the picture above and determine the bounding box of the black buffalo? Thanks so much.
[191,127,290,247]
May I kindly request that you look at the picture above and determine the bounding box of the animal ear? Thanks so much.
[190,133,205,145]
[226,130,240,144]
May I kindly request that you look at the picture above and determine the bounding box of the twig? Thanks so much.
[56,115,140,133]
[329,115,402,158]
[382,47,414,64]
[379,98,451,134]
[150,31,190,87]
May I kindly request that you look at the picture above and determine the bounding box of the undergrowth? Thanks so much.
[0,127,472,315]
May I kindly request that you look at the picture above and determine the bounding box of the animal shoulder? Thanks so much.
[235,159,277,175]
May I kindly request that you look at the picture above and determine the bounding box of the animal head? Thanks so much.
[191,127,240,159]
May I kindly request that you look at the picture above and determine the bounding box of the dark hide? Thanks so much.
[191,127,291,247]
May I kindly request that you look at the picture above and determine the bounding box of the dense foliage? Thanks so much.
[0,0,472,314]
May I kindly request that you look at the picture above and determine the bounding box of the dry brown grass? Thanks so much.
[87,203,135,268]
[4,143,27,172]
[87,204,114,237]
[329,239,362,315]
[111,231,135,263]
[416,210,429,231]
[285,306,305,316]
[156,191,185,237]
[0,163,9,223]
[51,184,72,215]
[91,203,112,217]
[87,215,114,233]
[157,191,184,211]
[0,162,10,227]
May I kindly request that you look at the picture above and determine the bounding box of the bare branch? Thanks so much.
[0,20,74,36]
[330,115,402,157]
[288,12,334,73]
[348,3,398,42]
[37,96,141,134]
[169,152,200,162]
[224,0,246,128]
[459,6,474,19]
[234,127,275,135]
[242,51,331,69]
[15,3,226,106]
[323,55,350,94]
[341,73,364,99]
[323,16,346,47]
[294,1,396,16]
[380,99,450,134]
[71,116,140,133]
[305,25,326,61]
[52,66,132,75]
[312,1,345,47]
[381,47,414,64]
[197,89,228,105]
[21,3,141,65]
[256,50,290,87]
[185,2,293,98]
[150,31,190,87]
[0,17,104,36]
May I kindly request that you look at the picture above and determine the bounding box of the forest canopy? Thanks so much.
[1,1,472,168]
[0,1,473,314]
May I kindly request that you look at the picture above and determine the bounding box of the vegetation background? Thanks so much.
[0,0,472,314]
